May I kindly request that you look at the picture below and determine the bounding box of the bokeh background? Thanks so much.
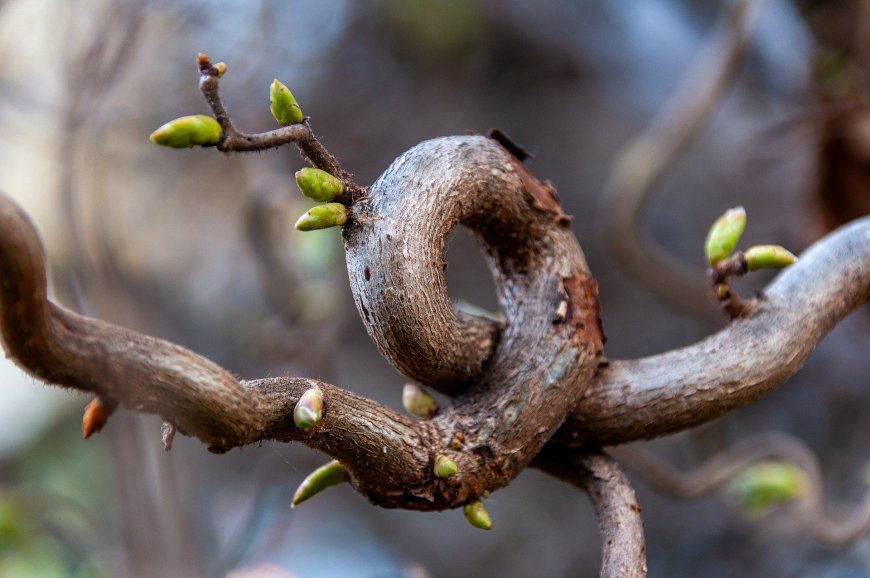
[0,0,868,576]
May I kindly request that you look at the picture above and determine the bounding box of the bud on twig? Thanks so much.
[295,168,344,202]
[402,384,437,419]
[294,388,324,432]
[270,79,304,126]
[150,115,222,148]
[82,397,117,439]
[434,455,458,479]
[214,62,227,77]
[744,245,797,271]
[728,460,806,516]
[463,501,492,530]
[705,207,746,265]
[292,460,348,507]
[294,203,348,231]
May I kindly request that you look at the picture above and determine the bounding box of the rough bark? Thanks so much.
[0,132,868,576]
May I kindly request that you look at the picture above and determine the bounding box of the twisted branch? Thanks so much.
[2,137,869,502]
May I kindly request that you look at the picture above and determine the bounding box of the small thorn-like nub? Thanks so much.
[292,460,348,507]
[196,52,211,71]
[728,460,806,516]
[434,455,458,479]
[270,79,304,126]
[705,207,747,265]
[161,422,177,451]
[294,203,348,231]
[295,168,345,202]
[463,501,492,530]
[150,115,222,148]
[82,397,116,439]
[294,388,324,432]
[402,384,438,419]
[744,245,797,271]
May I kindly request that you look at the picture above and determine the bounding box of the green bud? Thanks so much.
[744,245,797,271]
[293,388,323,432]
[463,501,492,530]
[214,62,227,77]
[728,461,806,516]
[294,203,348,231]
[296,168,344,203]
[270,79,304,125]
[402,383,438,419]
[150,115,222,148]
[291,460,348,507]
[705,207,747,265]
[434,455,458,479]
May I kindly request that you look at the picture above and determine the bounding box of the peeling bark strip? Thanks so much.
[510,156,572,226]
[561,272,605,350]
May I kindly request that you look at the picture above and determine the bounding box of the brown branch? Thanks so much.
[0,135,605,510]
[1,135,868,517]
[535,450,647,578]
[598,0,769,317]
[706,250,755,318]
[612,433,870,546]
[195,54,361,204]
[559,215,870,447]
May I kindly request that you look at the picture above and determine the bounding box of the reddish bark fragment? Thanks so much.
[562,272,605,352]
[509,156,573,226]
[82,396,117,439]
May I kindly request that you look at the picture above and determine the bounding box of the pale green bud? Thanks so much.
[295,168,345,202]
[705,207,747,265]
[214,62,227,77]
[402,383,437,419]
[728,460,806,516]
[150,115,222,148]
[434,455,458,479]
[291,460,348,507]
[293,388,323,432]
[270,79,304,125]
[294,203,348,231]
[463,501,492,530]
[744,245,797,271]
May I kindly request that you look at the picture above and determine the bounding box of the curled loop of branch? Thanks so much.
[343,135,604,507]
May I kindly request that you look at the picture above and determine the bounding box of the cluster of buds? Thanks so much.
[705,207,797,271]
[149,62,348,232]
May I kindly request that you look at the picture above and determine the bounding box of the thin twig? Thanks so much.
[195,53,362,204]
[707,251,755,318]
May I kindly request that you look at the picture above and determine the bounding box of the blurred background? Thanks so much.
[0,0,868,576]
